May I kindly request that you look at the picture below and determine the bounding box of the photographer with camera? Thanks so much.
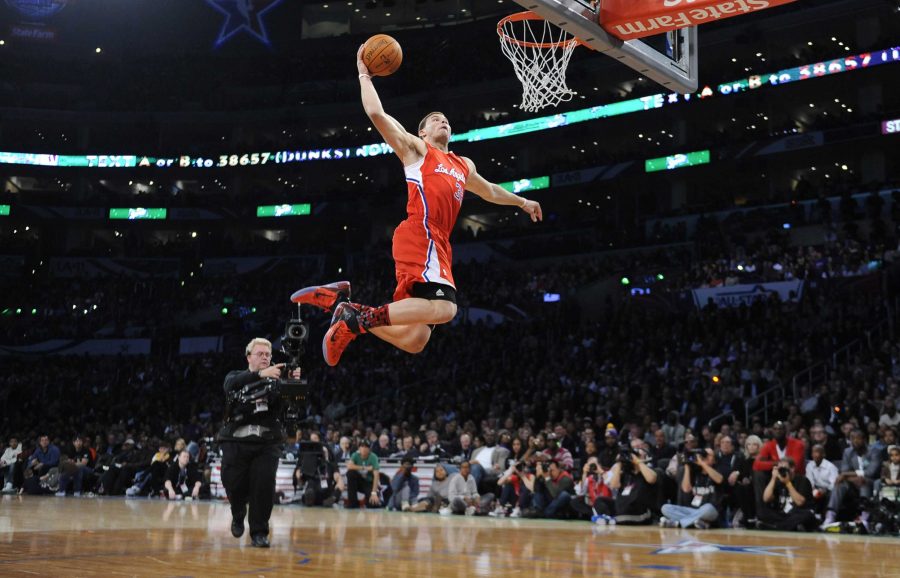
[219,337,299,548]
[490,459,538,518]
[291,432,345,507]
[660,448,723,529]
[607,443,658,525]
[528,460,574,519]
[388,455,420,511]
[569,457,614,521]
[758,457,817,531]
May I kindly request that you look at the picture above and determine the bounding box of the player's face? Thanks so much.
[424,114,451,140]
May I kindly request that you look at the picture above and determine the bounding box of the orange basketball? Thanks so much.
[362,34,403,77]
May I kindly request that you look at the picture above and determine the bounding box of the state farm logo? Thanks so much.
[5,0,69,20]
[602,0,797,40]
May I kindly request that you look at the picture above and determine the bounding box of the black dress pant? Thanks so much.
[346,470,375,509]
[757,507,818,531]
[221,441,281,537]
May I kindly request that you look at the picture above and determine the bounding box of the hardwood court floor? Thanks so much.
[1,495,897,577]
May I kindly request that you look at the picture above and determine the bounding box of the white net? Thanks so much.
[498,13,579,113]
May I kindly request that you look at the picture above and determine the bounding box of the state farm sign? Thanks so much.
[600,0,799,40]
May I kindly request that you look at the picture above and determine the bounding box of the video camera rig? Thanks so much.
[227,305,313,431]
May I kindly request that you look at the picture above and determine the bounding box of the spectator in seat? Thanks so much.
[336,436,354,462]
[164,450,202,500]
[410,463,451,513]
[807,424,841,463]
[877,427,897,459]
[877,445,899,497]
[388,456,419,511]
[822,429,883,528]
[754,421,806,476]
[56,435,94,496]
[542,433,573,471]
[99,438,148,496]
[23,435,60,495]
[445,461,493,515]
[758,457,818,531]
[662,412,686,450]
[454,433,474,463]
[508,437,526,464]
[805,443,839,517]
[599,427,619,470]
[1,437,22,493]
[660,448,723,529]
[144,441,174,496]
[345,440,381,509]
[371,433,393,459]
[732,434,762,527]
[650,430,676,463]
[714,435,744,525]
[879,397,899,429]
[419,430,449,459]
[470,430,510,486]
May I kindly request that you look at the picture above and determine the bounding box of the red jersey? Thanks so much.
[391,142,468,299]
[403,141,468,236]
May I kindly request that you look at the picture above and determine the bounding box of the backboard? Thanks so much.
[511,0,699,94]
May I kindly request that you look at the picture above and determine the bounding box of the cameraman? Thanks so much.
[531,460,573,518]
[570,458,613,521]
[219,338,298,548]
[660,449,723,529]
[758,457,817,531]
[291,432,344,507]
[608,444,658,525]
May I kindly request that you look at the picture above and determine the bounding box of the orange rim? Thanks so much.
[497,11,582,49]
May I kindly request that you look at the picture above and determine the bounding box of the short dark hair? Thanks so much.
[358,439,370,448]
[418,111,445,134]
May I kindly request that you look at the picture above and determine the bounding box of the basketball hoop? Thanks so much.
[497,11,581,113]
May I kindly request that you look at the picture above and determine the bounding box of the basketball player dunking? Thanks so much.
[292,44,543,366]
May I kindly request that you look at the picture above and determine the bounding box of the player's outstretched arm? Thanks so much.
[357,45,424,165]
[462,157,543,223]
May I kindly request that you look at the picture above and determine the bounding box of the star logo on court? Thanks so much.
[205,0,285,48]
[608,539,798,558]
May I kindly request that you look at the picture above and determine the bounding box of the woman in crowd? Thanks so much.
[733,434,762,527]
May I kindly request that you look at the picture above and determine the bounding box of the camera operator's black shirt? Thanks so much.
[690,471,723,509]
[615,470,654,514]
[767,476,814,513]
[218,369,285,444]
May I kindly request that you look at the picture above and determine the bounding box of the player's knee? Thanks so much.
[432,301,457,324]
[405,327,432,354]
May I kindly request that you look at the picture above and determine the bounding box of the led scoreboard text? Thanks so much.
[0,46,895,170]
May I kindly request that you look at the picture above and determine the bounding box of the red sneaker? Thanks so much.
[322,302,365,367]
[290,281,351,312]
